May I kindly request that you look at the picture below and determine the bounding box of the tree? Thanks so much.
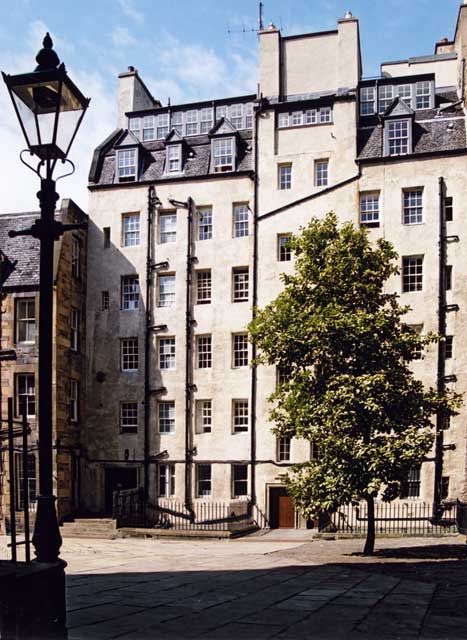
[249,213,460,555]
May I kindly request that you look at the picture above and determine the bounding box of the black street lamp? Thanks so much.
[2,34,90,563]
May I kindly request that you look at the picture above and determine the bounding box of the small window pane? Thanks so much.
[403,190,423,224]
[278,164,292,190]
[360,193,380,225]
[402,256,423,292]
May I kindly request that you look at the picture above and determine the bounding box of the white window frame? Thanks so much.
[157,113,169,140]
[142,115,155,141]
[122,213,140,247]
[290,111,303,126]
[158,274,176,307]
[128,117,141,139]
[159,213,177,244]
[212,137,235,172]
[16,298,36,343]
[166,144,182,173]
[232,333,249,368]
[278,112,290,128]
[230,103,243,129]
[117,148,137,182]
[186,110,199,136]
[196,400,212,434]
[121,338,138,371]
[379,85,394,113]
[385,119,411,156]
[200,107,213,134]
[196,270,211,304]
[277,437,291,462]
[16,373,35,418]
[415,81,432,110]
[278,164,292,190]
[232,267,249,302]
[360,86,376,116]
[319,107,332,123]
[278,234,292,262]
[232,399,249,433]
[245,103,254,129]
[158,401,175,433]
[159,463,176,497]
[158,337,176,370]
[233,204,249,238]
[315,159,329,187]
[402,255,424,293]
[120,402,138,433]
[121,275,139,310]
[360,192,380,226]
[171,111,183,135]
[397,84,412,108]
[197,207,213,240]
[196,335,212,369]
[403,189,423,225]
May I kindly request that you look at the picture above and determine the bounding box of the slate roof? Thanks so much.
[358,118,466,160]
[0,213,40,288]
[91,130,253,187]
[358,93,466,161]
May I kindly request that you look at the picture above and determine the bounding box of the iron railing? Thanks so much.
[329,501,458,536]
[1,398,32,562]
[456,500,467,535]
[113,489,256,532]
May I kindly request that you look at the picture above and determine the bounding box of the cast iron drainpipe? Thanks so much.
[248,92,264,517]
[185,197,196,522]
[433,176,447,522]
[144,185,158,509]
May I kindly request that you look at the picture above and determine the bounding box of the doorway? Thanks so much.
[269,486,296,528]
[104,467,138,515]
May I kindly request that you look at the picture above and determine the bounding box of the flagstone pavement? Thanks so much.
[4,533,467,639]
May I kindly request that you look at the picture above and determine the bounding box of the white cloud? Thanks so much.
[0,22,115,214]
[145,33,258,103]
[117,0,144,24]
[111,26,137,48]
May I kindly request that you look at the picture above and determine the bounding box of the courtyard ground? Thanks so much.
[3,533,467,639]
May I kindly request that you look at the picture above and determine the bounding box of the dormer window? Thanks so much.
[171,111,183,135]
[415,81,431,109]
[166,144,182,173]
[186,110,198,136]
[212,138,234,172]
[385,120,411,156]
[200,108,213,134]
[117,148,137,182]
[142,115,155,141]
[360,87,376,115]
[379,85,394,113]
[129,117,141,140]
[157,114,169,139]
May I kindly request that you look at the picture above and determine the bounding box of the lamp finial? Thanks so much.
[35,32,60,71]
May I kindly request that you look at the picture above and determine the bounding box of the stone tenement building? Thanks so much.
[0,200,87,533]
[82,4,467,528]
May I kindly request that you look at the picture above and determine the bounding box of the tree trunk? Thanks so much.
[363,495,375,555]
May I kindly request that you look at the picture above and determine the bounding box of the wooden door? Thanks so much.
[269,487,296,528]
[278,495,295,528]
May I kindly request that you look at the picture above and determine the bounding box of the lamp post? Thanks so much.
[2,34,90,563]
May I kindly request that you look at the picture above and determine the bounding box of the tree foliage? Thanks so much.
[249,213,460,551]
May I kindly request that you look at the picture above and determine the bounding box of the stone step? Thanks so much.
[60,518,118,539]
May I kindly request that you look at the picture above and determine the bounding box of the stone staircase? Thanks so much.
[60,517,119,539]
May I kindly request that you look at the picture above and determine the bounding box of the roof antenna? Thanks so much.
[259,2,264,31]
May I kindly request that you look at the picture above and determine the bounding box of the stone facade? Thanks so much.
[0,200,87,533]
[83,6,467,526]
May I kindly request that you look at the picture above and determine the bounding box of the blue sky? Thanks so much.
[0,0,463,212]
